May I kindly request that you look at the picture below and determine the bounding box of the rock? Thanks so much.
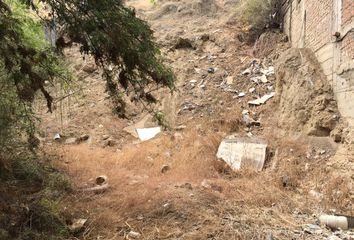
[65,137,77,145]
[69,218,87,232]
[303,224,322,234]
[174,37,195,50]
[208,67,215,74]
[82,62,97,73]
[102,135,110,140]
[242,113,261,127]
[226,76,233,85]
[78,134,89,142]
[127,231,141,239]
[249,87,256,93]
[161,165,171,173]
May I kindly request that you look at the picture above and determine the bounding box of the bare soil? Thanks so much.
[35,0,354,239]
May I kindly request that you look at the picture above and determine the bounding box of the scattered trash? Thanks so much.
[238,92,246,97]
[127,231,141,239]
[189,79,198,84]
[249,87,256,93]
[260,75,268,83]
[69,218,87,232]
[178,101,201,114]
[261,66,275,76]
[54,133,61,140]
[248,92,275,106]
[241,68,251,75]
[96,175,108,185]
[242,112,261,127]
[161,164,171,173]
[303,224,323,234]
[225,76,233,85]
[250,75,268,83]
[319,215,354,230]
[309,190,323,200]
[136,127,161,141]
[216,137,267,171]
[208,67,215,74]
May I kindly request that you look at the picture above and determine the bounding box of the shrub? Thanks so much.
[237,0,278,31]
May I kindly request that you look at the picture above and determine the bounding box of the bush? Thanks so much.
[237,0,278,31]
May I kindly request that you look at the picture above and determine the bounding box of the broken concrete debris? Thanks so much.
[248,92,275,106]
[242,112,261,127]
[216,137,267,171]
[136,127,161,141]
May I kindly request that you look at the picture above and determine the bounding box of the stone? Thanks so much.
[69,218,87,232]
[65,137,77,145]
[161,165,171,173]
[127,231,141,239]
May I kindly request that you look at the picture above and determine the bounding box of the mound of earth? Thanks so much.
[275,48,340,136]
[150,0,220,19]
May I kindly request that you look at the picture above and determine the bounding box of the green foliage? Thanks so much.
[153,111,169,129]
[44,0,175,116]
[237,0,277,31]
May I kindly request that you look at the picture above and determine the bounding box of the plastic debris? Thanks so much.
[54,133,61,140]
[248,92,275,106]
[319,215,354,230]
[136,127,161,141]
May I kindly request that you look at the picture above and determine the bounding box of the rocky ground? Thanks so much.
[34,0,353,239]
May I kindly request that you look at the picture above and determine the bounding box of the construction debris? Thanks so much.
[216,137,267,171]
[242,112,261,127]
[248,92,275,106]
[136,127,161,141]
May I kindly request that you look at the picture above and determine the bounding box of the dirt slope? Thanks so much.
[35,0,353,239]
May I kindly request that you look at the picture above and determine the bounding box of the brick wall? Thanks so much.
[281,0,354,123]
[341,31,354,61]
[304,0,333,52]
[342,0,354,26]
